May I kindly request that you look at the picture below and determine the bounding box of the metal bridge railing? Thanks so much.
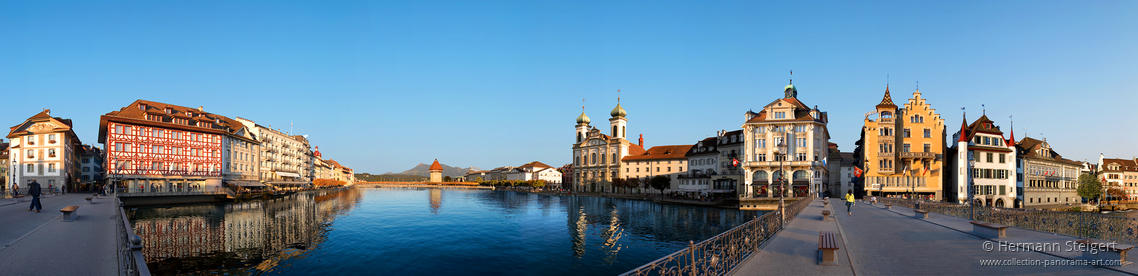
[876,198,1138,245]
[116,198,151,276]
[621,194,816,276]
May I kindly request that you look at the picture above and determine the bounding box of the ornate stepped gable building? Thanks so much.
[1099,156,1138,200]
[862,87,946,200]
[946,113,1017,207]
[98,100,236,192]
[8,110,83,191]
[571,99,646,193]
[741,80,831,198]
[1015,137,1082,207]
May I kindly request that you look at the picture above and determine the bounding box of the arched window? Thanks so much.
[753,171,769,181]
[772,170,785,180]
[611,153,616,164]
[881,111,892,119]
[591,153,597,165]
[794,170,809,179]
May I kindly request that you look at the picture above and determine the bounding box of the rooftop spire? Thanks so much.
[876,85,896,109]
[958,107,969,143]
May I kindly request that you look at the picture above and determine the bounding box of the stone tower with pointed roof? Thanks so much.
[861,86,946,200]
[429,159,443,182]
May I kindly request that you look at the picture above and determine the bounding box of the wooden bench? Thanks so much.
[60,205,79,222]
[914,209,929,219]
[969,221,1008,238]
[1076,238,1134,266]
[818,231,839,266]
[885,203,892,210]
[821,210,832,221]
[85,197,94,204]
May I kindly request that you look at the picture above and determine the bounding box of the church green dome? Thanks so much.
[784,84,796,93]
[610,103,627,118]
[576,111,590,125]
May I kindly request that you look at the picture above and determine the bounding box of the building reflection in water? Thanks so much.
[129,187,362,275]
[558,195,757,264]
[429,188,442,214]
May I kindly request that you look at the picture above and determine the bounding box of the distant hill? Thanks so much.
[384,163,478,178]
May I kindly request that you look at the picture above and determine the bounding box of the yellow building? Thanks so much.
[862,87,945,200]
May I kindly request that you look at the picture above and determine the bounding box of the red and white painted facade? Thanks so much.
[99,100,231,191]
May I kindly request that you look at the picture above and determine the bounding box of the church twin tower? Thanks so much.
[572,93,639,193]
[575,96,628,143]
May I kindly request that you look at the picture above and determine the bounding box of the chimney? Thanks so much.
[44,109,50,115]
[198,106,203,112]
[638,134,644,147]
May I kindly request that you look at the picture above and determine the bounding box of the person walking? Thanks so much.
[845,189,855,216]
[28,180,43,213]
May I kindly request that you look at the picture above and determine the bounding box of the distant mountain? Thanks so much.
[385,163,477,178]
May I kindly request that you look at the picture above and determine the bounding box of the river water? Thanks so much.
[128,187,760,275]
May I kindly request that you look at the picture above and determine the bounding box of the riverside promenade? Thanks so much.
[0,193,119,276]
[730,198,1131,275]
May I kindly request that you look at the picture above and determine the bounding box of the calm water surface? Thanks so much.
[129,187,759,275]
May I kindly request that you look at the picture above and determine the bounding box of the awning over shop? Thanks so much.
[225,180,267,187]
[275,172,302,178]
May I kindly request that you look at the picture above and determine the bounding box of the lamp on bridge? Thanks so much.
[968,154,976,220]
[773,131,787,227]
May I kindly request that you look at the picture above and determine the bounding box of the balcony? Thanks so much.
[900,152,936,159]
[879,118,894,124]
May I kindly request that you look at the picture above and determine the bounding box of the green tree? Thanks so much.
[532,180,546,189]
[443,176,453,182]
[650,175,671,196]
[1077,173,1103,202]
[475,177,483,182]
[611,178,626,194]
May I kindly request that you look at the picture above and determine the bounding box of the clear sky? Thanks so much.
[2,1,1136,174]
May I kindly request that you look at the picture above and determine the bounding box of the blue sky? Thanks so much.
[2,1,1136,174]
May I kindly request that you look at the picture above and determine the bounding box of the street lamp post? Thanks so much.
[774,135,787,226]
[968,154,976,220]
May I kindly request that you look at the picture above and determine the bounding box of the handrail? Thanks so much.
[876,198,1138,245]
[116,197,152,276]
[621,193,815,276]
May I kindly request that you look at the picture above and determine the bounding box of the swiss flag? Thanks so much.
[732,158,739,167]
[854,167,863,178]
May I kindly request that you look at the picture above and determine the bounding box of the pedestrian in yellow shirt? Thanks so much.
[845,189,855,216]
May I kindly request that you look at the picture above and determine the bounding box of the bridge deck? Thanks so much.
[731,199,1131,275]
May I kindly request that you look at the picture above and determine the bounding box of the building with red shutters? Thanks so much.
[98,100,235,198]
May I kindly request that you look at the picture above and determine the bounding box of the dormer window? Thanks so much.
[165,108,172,114]
[774,112,787,119]
[139,104,147,110]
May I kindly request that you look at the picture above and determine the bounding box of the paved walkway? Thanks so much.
[0,193,119,276]
[731,198,1128,275]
